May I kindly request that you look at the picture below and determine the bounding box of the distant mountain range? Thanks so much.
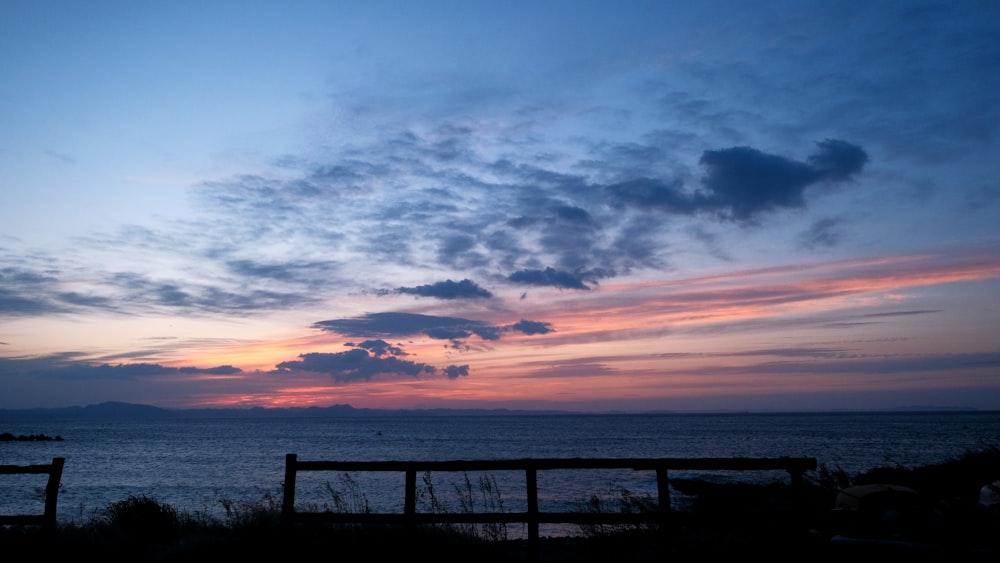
[0,401,580,420]
[0,401,984,421]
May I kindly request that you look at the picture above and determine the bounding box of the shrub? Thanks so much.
[322,472,372,514]
[102,495,181,544]
[219,489,283,530]
[573,487,659,538]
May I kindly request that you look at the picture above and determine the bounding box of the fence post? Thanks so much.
[655,466,671,548]
[655,467,670,514]
[282,453,297,526]
[788,467,804,488]
[43,457,65,532]
[404,467,417,530]
[526,466,539,561]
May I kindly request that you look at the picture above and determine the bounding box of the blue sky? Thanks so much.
[1,0,999,411]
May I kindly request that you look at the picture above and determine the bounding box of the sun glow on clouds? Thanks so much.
[518,248,1000,339]
[154,243,1000,410]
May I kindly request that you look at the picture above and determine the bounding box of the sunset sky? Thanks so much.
[2,1,999,412]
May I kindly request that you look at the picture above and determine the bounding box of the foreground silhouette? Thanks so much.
[2,446,997,561]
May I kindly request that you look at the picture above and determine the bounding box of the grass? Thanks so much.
[2,446,998,561]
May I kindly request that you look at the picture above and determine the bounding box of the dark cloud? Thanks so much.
[507,266,614,290]
[349,339,408,357]
[605,177,695,214]
[0,266,67,317]
[426,324,501,341]
[605,140,868,224]
[0,358,244,380]
[315,312,496,340]
[57,292,114,308]
[552,205,595,224]
[176,365,242,375]
[510,320,553,335]
[0,288,61,316]
[443,364,470,379]
[806,139,869,181]
[698,145,818,220]
[312,312,552,345]
[273,338,474,383]
[275,349,435,382]
[698,146,827,222]
[396,279,493,300]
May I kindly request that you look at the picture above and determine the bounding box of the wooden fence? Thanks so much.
[281,454,816,556]
[0,457,65,531]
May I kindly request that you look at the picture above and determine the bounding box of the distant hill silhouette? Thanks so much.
[0,402,983,421]
[0,401,578,420]
[0,401,178,420]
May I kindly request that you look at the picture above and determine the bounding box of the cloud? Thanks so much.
[510,320,553,335]
[272,338,475,383]
[176,365,242,375]
[225,259,340,285]
[0,356,243,380]
[696,140,867,222]
[348,339,408,357]
[856,310,942,319]
[0,288,62,316]
[604,177,695,214]
[395,278,493,299]
[799,217,846,249]
[806,139,870,181]
[507,266,614,290]
[0,266,68,316]
[443,364,470,379]
[105,272,315,315]
[605,139,868,224]
[689,351,1000,376]
[275,349,435,382]
[0,248,323,320]
[552,204,595,224]
[315,312,498,340]
[312,312,553,346]
[3,125,869,330]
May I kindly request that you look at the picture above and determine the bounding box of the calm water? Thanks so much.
[2,411,998,530]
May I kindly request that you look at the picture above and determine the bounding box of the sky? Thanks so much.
[1,0,999,412]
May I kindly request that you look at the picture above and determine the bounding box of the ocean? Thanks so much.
[2,410,998,533]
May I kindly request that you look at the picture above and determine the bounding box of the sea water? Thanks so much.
[2,411,998,530]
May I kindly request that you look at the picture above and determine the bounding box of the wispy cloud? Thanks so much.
[0,354,241,380]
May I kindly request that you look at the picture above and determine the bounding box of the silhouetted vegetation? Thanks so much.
[2,446,998,561]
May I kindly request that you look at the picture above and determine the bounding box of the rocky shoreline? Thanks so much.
[0,432,64,441]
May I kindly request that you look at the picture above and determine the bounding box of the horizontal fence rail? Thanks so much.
[0,457,65,531]
[281,454,817,556]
